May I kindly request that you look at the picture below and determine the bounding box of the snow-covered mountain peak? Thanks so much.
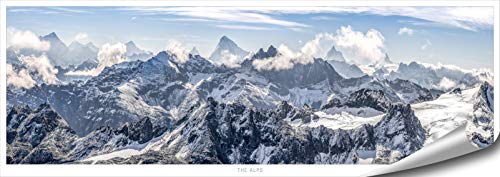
[252,45,278,60]
[209,35,249,62]
[42,32,61,41]
[189,47,200,56]
[383,53,392,64]
[124,41,153,61]
[325,45,345,62]
[125,41,142,54]
[85,42,99,52]
[68,41,85,50]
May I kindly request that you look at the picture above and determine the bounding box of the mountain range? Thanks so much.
[6,34,495,164]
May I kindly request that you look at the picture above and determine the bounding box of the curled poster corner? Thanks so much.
[366,123,497,177]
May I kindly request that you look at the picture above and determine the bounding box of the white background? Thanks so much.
[1,1,499,177]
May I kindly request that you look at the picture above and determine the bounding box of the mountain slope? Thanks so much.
[65,41,98,65]
[80,98,426,164]
[209,36,249,66]
[325,45,345,62]
[327,60,366,79]
[125,41,153,61]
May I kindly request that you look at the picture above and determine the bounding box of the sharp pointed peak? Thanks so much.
[190,47,200,56]
[85,42,97,47]
[267,45,277,52]
[47,32,58,37]
[43,32,60,40]
[70,41,84,45]
[219,35,236,44]
[126,41,136,46]
[220,35,230,40]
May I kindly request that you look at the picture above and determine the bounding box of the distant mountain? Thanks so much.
[372,61,491,91]
[323,45,365,79]
[41,32,70,66]
[125,41,153,61]
[383,53,392,64]
[65,41,98,65]
[325,45,345,62]
[189,47,200,56]
[7,32,97,67]
[327,60,366,79]
[6,35,494,165]
[85,42,99,53]
[209,36,249,65]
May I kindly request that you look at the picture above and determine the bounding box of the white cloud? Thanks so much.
[19,54,59,85]
[252,26,388,70]
[398,27,414,36]
[421,39,432,50]
[118,7,309,28]
[166,40,190,64]
[216,50,244,68]
[288,27,305,32]
[252,34,331,71]
[438,77,457,90]
[248,7,493,31]
[120,7,492,31]
[74,32,88,41]
[9,7,91,15]
[332,26,386,65]
[252,44,300,71]
[6,64,36,89]
[66,43,127,76]
[7,28,50,51]
[216,25,275,31]
[311,16,337,21]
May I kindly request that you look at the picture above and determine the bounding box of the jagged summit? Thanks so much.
[69,41,84,48]
[325,45,345,62]
[209,35,249,62]
[189,47,200,56]
[85,42,99,52]
[125,41,153,61]
[43,32,60,39]
[252,45,278,59]
[383,53,392,64]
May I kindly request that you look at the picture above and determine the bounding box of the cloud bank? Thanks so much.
[7,28,50,51]
[19,54,59,85]
[166,40,190,64]
[66,43,127,76]
[252,26,387,70]
[216,50,245,68]
[333,26,386,65]
[6,64,36,89]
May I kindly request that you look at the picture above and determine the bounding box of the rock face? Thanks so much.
[8,46,488,165]
[386,79,435,104]
[325,46,345,62]
[7,97,427,164]
[467,82,494,148]
[373,104,426,163]
[327,60,366,79]
[7,104,77,164]
[92,98,425,164]
[322,89,392,112]
[6,104,169,164]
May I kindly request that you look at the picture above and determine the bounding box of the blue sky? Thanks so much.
[6,6,494,70]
